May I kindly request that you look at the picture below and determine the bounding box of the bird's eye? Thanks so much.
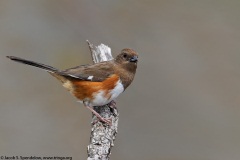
[123,53,127,58]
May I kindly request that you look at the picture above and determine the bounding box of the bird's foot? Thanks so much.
[85,105,113,126]
[92,117,112,126]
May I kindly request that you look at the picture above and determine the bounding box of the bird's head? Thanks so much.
[115,48,138,73]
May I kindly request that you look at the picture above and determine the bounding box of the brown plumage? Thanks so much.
[6,48,138,125]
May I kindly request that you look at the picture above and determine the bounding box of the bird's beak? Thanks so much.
[129,56,138,62]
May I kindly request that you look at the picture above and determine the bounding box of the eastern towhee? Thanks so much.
[7,48,138,125]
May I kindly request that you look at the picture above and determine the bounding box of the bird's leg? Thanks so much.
[108,100,118,116]
[109,100,117,109]
[85,105,112,125]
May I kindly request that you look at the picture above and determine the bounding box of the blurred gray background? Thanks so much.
[1,0,240,160]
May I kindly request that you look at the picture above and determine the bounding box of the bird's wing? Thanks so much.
[58,61,116,82]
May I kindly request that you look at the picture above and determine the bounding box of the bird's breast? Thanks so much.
[69,74,124,106]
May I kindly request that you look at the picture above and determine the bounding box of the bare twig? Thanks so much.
[86,40,96,64]
[86,41,118,160]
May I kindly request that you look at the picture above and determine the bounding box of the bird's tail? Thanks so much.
[6,56,58,73]
[6,56,69,83]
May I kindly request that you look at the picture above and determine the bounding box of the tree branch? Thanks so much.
[86,41,119,160]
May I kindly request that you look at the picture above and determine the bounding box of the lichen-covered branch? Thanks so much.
[86,41,119,160]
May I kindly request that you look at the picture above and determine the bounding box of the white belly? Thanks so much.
[91,79,124,106]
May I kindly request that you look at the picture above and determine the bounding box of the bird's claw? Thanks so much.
[92,117,112,126]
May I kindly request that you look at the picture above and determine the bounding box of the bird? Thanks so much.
[6,48,138,125]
